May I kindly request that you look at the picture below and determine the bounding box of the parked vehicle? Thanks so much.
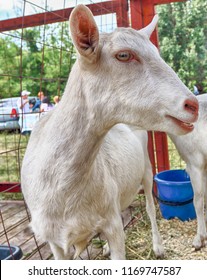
[0,97,38,131]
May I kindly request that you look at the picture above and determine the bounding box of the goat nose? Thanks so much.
[184,98,199,119]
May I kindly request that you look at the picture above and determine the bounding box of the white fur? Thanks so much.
[169,94,207,250]
[21,5,198,259]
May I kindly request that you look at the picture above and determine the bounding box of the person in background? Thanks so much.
[16,90,31,135]
[40,96,54,115]
[17,90,30,112]
[32,91,45,111]
[194,84,204,95]
[38,91,45,101]
[29,98,37,111]
[53,95,60,106]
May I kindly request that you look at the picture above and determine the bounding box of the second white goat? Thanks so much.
[169,94,207,250]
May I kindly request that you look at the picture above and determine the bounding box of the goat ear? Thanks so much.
[69,4,99,62]
[140,15,158,38]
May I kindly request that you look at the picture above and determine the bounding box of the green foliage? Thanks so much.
[157,0,207,91]
[0,22,75,100]
[0,1,206,99]
[0,131,29,182]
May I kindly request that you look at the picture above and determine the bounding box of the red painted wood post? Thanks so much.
[130,1,156,174]
[141,0,170,173]
[111,0,170,174]
[154,132,170,172]
[130,0,143,29]
[116,0,129,27]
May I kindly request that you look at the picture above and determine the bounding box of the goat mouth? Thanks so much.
[167,116,194,132]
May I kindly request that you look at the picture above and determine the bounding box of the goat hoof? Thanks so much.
[103,243,110,257]
[154,245,165,258]
[193,234,207,250]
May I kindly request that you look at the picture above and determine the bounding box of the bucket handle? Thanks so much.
[152,190,193,206]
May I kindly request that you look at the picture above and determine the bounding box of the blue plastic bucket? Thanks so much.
[0,245,23,260]
[154,169,196,221]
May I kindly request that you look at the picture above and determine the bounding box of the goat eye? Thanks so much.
[116,51,134,62]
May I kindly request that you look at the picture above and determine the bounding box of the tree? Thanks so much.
[157,0,207,92]
[0,22,75,99]
[0,35,21,98]
[1,1,206,99]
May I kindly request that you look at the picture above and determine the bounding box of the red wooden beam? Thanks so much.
[141,2,169,172]
[130,0,143,29]
[141,0,158,46]
[154,0,186,4]
[116,0,129,27]
[0,183,21,193]
[0,1,119,32]
[130,0,159,45]
[154,132,170,172]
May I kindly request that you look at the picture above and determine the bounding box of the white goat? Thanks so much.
[169,94,207,250]
[21,4,198,260]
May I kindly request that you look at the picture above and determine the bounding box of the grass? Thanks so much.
[0,131,29,182]
[0,131,29,200]
[167,136,186,170]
